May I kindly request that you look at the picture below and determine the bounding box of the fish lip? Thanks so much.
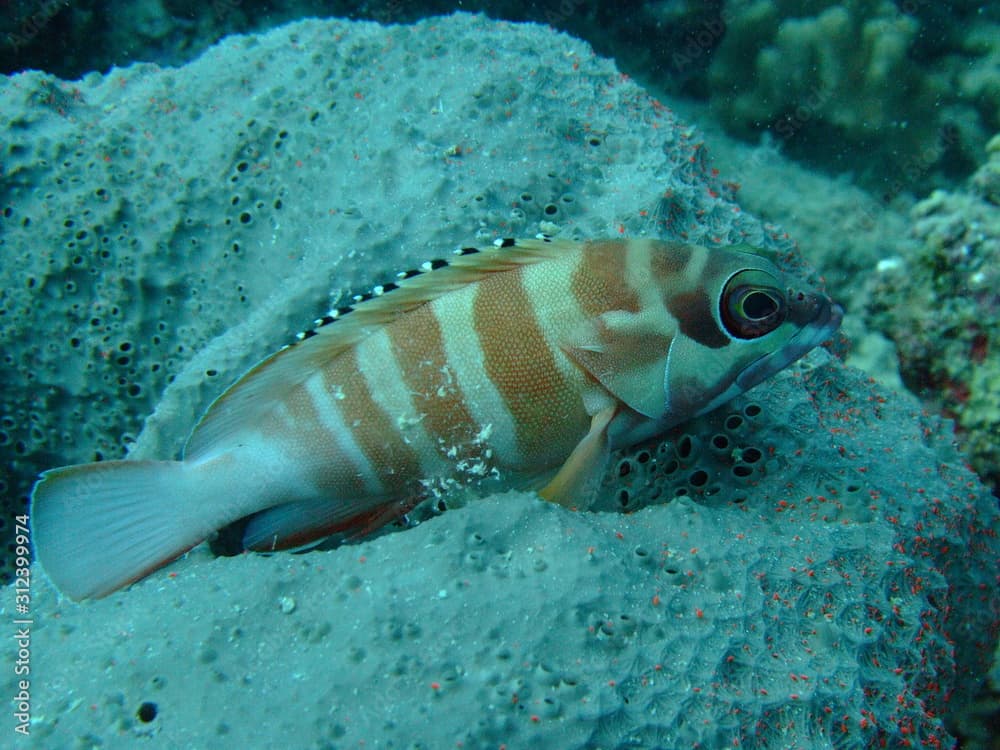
[735,297,844,391]
[796,297,844,346]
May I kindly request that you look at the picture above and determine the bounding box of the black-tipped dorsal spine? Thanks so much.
[294,242,490,341]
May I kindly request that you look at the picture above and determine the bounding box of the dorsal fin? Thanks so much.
[184,237,576,460]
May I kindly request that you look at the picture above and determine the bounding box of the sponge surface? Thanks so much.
[0,13,781,538]
[1,14,997,750]
[11,349,1000,750]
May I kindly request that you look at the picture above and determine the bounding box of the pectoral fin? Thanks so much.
[563,311,675,418]
[539,404,618,509]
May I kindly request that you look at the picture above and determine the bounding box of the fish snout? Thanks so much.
[788,286,843,336]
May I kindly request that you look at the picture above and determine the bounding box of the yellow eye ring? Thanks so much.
[721,273,787,339]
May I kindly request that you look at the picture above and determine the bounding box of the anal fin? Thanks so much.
[242,494,421,551]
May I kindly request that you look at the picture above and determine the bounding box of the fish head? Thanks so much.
[659,245,843,426]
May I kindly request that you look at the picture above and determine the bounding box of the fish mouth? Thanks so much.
[787,296,844,354]
[736,297,844,391]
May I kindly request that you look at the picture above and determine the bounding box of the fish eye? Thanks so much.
[721,271,787,340]
[742,290,779,319]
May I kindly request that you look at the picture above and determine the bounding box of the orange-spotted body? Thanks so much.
[31,238,842,600]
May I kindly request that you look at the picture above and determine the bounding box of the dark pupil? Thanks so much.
[742,290,777,320]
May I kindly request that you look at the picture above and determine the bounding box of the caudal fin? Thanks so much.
[30,460,216,601]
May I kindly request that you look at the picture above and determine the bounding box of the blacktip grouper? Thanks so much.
[30,238,843,600]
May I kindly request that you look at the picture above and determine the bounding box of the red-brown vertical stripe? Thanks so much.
[281,376,373,499]
[335,348,423,491]
[385,303,481,458]
[571,240,641,316]
[649,240,695,280]
[472,267,588,467]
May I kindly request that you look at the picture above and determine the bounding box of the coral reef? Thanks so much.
[5,1,997,198]
[867,134,1000,493]
[706,0,998,192]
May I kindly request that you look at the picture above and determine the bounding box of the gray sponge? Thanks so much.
[1,14,997,749]
[11,350,999,749]
[0,13,784,560]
